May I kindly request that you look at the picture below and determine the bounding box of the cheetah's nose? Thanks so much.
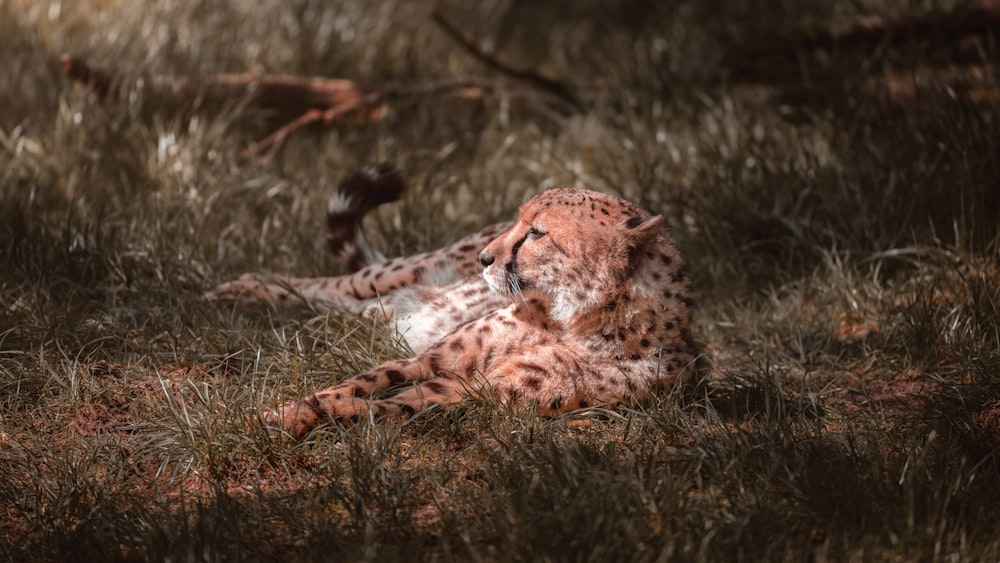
[478,250,495,267]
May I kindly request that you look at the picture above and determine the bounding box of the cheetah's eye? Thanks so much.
[526,226,546,240]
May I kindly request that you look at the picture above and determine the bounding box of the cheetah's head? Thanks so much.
[479,188,663,323]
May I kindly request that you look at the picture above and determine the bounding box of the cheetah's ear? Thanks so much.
[622,214,663,246]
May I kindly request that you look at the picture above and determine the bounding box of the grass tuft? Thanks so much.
[1,0,998,560]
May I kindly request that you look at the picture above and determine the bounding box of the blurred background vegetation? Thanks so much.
[0,0,998,560]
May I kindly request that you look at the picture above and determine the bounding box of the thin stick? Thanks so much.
[249,92,383,160]
[430,8,582,110]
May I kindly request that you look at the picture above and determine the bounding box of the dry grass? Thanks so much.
[1,0,999,560]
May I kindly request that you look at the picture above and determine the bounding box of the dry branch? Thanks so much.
[429,8,582,110]
[725,0,1000,81]
[801,0,999,53]
[59,9,586,159]
[61,22,577,161]
[61,54,495,159]
[61,53,371,116]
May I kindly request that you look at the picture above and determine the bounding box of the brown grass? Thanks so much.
[1,0,998,560]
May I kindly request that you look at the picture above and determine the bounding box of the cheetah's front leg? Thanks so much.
[268,359,469,438]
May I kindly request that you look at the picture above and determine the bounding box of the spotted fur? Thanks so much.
[212,172,697,438]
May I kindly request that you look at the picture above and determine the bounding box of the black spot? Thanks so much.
[425,381,447,395]
[385,370,406,385]
[482,346,497,368]
[516,361,549,375]
[604,300,617,311]
[640,339,650,347]
[398,403,416,417]
[578,399,590,408]
[304,396,328,418]
[359,373,376,382]
[427,353,442,374]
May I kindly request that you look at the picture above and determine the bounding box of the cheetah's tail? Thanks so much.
[327,163,407,272]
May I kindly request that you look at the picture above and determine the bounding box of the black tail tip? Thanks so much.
[337,162,407,208]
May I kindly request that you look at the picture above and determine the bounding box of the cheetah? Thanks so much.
[212,165,698,437]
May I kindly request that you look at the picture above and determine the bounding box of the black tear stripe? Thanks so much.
[506,231,530,283]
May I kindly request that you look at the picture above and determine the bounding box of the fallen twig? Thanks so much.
[61,53,370,115]
[724,0,1000,83]
[62,48,562,160]
[248,93,382,158]
[430,8,583,110]
[60,9,586,159]
[61,55,493,158]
